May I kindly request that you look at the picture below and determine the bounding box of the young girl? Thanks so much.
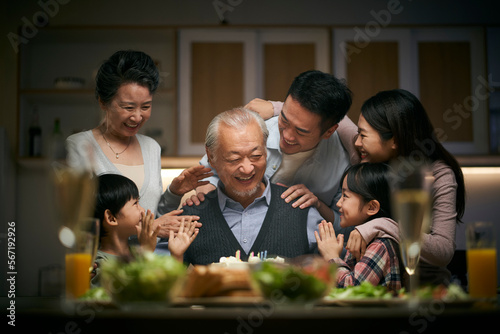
[91,174,199,287]
[315,163,403,291]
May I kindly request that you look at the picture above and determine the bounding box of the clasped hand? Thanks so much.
[155,209,201,239]
[314,220,343,261]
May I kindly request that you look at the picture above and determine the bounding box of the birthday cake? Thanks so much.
[214,250,285,268]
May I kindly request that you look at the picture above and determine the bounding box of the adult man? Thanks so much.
[197,70,358,233]
[176,107,327,265]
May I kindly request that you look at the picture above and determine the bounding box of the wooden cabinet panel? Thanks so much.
[263,43,315,101]
[346,41,399,123]
[418,42,472,142]
[191,42,244,144]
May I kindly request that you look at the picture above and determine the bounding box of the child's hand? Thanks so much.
[136,210,160,252]
[314,220,344,261]
[168,216,199,262]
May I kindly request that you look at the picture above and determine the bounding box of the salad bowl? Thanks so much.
[249,255,336,308]
[100,250,186,310]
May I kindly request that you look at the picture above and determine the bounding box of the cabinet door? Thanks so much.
[333,28,414,124]
[190,42,245,144]
[333,27,487,155]
[178,30,257,156]
[259,29,330,101]
[415,28,487,154]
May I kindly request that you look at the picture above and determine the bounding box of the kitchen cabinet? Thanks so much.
[333,27,488,155]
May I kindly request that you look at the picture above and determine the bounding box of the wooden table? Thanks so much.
[4,296,499,334]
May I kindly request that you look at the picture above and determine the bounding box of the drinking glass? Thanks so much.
[64,217,100,299]
[466,221,498,299]
[390,158,433,302]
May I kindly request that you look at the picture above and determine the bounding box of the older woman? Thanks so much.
[66,50,212,253]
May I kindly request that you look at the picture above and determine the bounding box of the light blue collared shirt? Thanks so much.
[216,176,323,254]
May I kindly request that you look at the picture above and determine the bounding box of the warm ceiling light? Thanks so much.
[461,167,500,175]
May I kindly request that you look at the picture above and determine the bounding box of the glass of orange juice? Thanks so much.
[466,221,498,299]
[64,218,99,300]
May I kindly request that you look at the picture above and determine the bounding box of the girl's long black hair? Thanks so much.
[341,162,392,220]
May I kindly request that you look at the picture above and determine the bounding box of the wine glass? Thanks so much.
[390,157,433,304]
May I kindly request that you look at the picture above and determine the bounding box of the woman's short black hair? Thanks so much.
[94,174,139,239]
[95,50,160,105]
[341,162,392,220]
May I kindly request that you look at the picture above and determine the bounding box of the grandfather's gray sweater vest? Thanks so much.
[182,184,312,265]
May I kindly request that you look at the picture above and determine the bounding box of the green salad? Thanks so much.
[327,281,469,300]
[251,260,334,303]
[78,287,112,302]
[399,283,469,301]
[100,251,186,303]
[328,281,396,299]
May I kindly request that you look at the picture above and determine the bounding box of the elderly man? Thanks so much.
[176,107,328,265]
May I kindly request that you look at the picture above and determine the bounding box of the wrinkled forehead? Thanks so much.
[216,122,266,154]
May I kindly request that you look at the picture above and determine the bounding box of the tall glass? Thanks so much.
[390,158,433,302]
[466,221,497,299]
[65,217,100,299]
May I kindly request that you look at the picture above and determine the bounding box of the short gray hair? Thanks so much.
[205,107,269,160]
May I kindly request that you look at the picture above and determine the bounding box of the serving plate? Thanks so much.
[320,297,477,308]
[173,296,264,307]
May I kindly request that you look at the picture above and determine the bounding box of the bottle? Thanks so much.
[28,107,42,157]
[50,118,66,161]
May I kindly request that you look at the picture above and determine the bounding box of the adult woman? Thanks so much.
[351,89,465,285]
[66,50,211,254]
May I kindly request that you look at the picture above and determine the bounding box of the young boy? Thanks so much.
[91,174,198,287]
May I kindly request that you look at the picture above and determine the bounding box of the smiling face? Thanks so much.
[102,83,152,139]
[208,121,267,207]
[278,96,337,155]
[355,114,397,163]
[336,177,372,228]
[114,197,144,237]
